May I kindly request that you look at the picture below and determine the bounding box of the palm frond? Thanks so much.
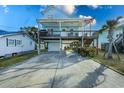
[102,24,108,30]
[99,16,123,35]
[98,29,104,34]
[116,16,123,21]
[106,20,118,28]
[98,25,108,34]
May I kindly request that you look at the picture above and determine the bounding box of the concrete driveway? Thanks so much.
[0,52,124,88]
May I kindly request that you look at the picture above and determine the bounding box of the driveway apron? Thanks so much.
[0,52,124,88]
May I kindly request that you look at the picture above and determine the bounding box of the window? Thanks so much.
[16,40,22,46]
[6,38,22,47]
[8,39,15,45]
[6,38,15,47]
[22,34,25,37]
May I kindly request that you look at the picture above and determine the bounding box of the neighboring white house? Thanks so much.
[0,32,35,57]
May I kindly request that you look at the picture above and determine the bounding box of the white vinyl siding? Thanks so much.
[0,34,35,56]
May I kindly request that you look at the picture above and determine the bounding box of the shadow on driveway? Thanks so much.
[75,65,107,88]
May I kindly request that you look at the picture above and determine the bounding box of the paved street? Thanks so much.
[0,52,124,88]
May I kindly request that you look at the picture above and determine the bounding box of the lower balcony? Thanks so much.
[39,30,98,40]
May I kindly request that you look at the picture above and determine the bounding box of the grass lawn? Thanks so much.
[0,50,46,68]
[92,51,124,75]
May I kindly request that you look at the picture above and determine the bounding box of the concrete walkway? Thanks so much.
[0,52,124,88]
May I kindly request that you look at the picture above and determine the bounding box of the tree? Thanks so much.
[99,16,123,59]
[20,26,41,54]
[20,26,38,42]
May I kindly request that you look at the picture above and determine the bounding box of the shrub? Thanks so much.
[69,41,81,52]
[64,46,71,51]
[78,47,96,57]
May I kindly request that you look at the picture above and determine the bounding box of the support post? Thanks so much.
[96,37,99,55]
[37,23,40,55]
[59,21,62,51]
[82,22,84,47]
[82,35,84,47]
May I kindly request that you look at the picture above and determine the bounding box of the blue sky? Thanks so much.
[0,5,124,32]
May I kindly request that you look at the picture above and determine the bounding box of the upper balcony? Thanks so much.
[39,30,98,40]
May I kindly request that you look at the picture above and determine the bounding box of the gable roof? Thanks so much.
[0,31,36,43]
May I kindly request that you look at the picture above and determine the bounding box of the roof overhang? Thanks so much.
[37,18,93,27]
[116,19,124,30]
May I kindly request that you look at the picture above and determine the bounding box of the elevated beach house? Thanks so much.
[0,31,35,57]
[37,6,99,52]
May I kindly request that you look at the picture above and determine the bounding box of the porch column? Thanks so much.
[82,22,84,47]
[37,22,41,55]
[59,21,62,51]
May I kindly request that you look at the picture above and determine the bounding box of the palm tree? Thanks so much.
[99,16,123,59]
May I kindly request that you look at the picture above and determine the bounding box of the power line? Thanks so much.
[0,7,39,30]
[22,8,38,27]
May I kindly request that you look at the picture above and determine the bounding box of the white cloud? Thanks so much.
[106,6,112,9]
[56,5,76,15]
[92,19,96,25]
[40,5,76,15]
[87,5,99,9]
[2,5,7,7]
[2,5,9,13]
[79,15,96,25]
[4,8,8,13]
[39,5,48,12]
[79,15,92,19]
[88,5,113,9]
